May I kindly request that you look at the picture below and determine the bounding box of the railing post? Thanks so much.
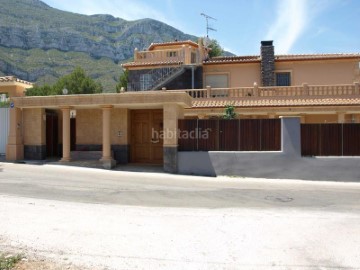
[354,82,359,95]
[302,83,309,96]
[162,87,167,91]
[206,86,211,98]
[253,82,259,97]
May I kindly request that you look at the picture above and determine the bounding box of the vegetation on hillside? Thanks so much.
[0,46,121,92]
[0,0,234,90]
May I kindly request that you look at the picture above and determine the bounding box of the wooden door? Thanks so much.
[131,110,163,164]
[46,111,59,157]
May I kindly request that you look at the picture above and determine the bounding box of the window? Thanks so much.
[166,51,177,57]
[191,52,197,63]
[140,74,153,91]
[276,72,291,86]
[205,74,229,88]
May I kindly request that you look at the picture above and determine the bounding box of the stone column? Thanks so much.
[100,105,116,169]
[6,107,24,161]
[163,103,184,173]
[60,107,71,162]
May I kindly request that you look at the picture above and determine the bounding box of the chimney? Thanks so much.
[260,40,275,87]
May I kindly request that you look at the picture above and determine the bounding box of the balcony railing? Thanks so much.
[171,83,360,99]
[135,48,186,63]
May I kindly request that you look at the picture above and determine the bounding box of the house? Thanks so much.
[124,40,360,124]
[4,39,360,180]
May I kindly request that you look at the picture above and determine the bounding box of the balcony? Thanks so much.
[172,83,360,99]
[134,47,201,65]
[135,48,185,63]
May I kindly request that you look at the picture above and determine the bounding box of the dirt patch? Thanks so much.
[1,242,89,270]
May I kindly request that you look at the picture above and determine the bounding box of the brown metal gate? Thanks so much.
[178,119,281,152]
[301,124,360,156]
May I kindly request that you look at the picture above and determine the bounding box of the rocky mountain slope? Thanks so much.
[0,0,197,91]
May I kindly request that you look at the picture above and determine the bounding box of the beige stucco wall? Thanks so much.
[76,109,102,145]
[304,114,338,124]
[204,63,261,87]
[111,108,130,145]
[204,59,359,87]
[276,60,359,85]
[76,108,130,145]
[23,108,45,145]
[0,85,27,97]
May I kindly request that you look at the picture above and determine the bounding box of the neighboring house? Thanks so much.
[0,76,33,154]
[124,40,360,124]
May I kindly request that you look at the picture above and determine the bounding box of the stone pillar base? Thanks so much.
[164,146,178,173]
[101,158,116,170]
[60,157,71,162]
[6,144,24,161]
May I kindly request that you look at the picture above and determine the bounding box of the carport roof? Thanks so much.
[12,91,192,109]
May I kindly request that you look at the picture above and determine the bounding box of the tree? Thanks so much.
[223,105,236,119]
[26,67,103,96]
[116,69,128,93]
[25,84,55,96]
[208,39,223,58]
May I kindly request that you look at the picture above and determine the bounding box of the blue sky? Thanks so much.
[42,0,360,55]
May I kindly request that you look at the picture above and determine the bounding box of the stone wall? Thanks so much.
[260,41,275,87]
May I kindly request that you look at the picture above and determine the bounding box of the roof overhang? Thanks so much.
[12,91,193,109]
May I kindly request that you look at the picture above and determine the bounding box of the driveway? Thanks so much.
[0,162,360,269]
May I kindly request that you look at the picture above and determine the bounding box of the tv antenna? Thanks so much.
[200,13,217,38]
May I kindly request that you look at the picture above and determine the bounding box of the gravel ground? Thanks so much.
[1,194,360,270]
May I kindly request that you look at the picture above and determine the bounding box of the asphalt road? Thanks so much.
[0,161,360,211]
[1,161,360,269]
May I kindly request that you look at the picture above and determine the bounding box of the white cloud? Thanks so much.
[265,0,308,54]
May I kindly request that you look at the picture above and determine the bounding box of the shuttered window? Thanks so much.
[276,72,291,86]
[205,74,229,88]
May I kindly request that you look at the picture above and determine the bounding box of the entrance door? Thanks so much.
[46,111,59,158]
[131,109,163,164]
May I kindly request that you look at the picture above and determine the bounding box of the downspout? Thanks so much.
[191,65,195,89]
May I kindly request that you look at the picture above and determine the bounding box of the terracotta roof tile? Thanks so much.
[0,76,33,85]
[275,53,360,61]
[204,55,260,64]
[192,97,360,108]
[204,53,360,64]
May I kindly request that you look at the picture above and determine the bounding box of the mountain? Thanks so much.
[0,0,198,91]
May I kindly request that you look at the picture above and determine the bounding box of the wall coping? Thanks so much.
[12,91,192,109]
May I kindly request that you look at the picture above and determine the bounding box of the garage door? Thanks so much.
[204,74,229,88]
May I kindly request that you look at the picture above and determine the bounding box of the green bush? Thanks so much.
[0,254,22,270]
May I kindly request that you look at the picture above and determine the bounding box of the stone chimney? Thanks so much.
[260,40,275,86]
